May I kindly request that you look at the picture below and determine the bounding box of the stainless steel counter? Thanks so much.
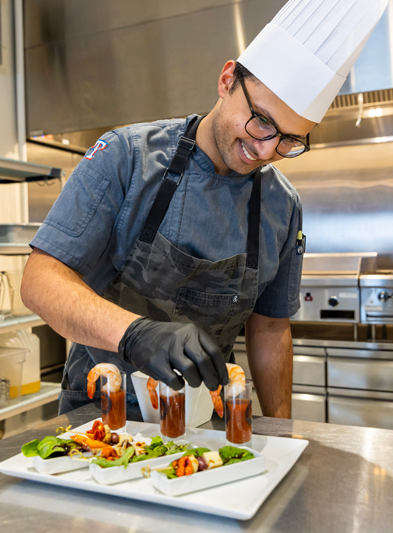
[1,404,393,532]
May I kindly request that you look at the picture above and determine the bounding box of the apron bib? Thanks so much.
[60,116,261,412]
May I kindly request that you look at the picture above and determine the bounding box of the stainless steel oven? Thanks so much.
[360,254,393,325]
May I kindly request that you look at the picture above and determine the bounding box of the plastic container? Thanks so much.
[0,255,33,317]
[0,347,27,406]
[7,270,34,316]
[0,330,40,395]
[131,371,214,427]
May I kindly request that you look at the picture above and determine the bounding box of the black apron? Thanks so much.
[59,116,261,414]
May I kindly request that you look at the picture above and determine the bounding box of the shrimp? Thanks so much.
[87,363,122,399]
[147,377,159,410]
[210,385,224,417]
[210,363,246,418]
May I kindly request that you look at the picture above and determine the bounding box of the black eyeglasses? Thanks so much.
[238,73,310,158]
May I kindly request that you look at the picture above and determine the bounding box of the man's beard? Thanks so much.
[211,110,267,174]
[211,109,235,174]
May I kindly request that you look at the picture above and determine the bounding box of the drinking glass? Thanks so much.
[225,380,252,445]
[100,370,126,432]
[159,382,186,440]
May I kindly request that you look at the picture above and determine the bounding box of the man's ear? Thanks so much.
[218,60,236,98]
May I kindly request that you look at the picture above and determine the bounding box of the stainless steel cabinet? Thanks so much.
[327,346,393,428]
[293,346,326,387]
[292,392,326,423]
[328,393,393,430]
[328,358,393,391]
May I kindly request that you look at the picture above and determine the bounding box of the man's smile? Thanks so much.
[240,140,257,162]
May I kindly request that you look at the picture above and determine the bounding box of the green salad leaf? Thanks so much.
[22,436,77,459]
[92,436,190,468]
[92,446,135,469]
[160,445,255,478]
[219,446,254,465]
[21,439,40,457]
[182,447,210,458]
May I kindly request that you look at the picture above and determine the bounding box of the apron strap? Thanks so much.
[139,114,261,272]
[246,172,261,269]
[139,115,202,243]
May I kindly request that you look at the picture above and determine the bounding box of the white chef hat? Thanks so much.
[237,0,389,123]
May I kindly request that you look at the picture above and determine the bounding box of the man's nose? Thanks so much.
[253,137,281,160]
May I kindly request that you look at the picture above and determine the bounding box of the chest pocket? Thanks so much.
[173,287,240,329]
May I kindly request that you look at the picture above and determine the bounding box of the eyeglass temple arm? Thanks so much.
[238,73,256,114]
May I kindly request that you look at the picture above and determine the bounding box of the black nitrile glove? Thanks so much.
[118,317,228,391]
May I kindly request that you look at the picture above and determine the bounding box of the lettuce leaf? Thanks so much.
[219,446,254,465]
[22,436,77,459]
[21,439,40,457]
[182,447,210,458]
[91,446,135,468]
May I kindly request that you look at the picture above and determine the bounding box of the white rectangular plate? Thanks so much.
[0,419,308,521]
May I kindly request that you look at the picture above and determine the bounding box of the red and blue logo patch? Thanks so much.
[85,140,108,160]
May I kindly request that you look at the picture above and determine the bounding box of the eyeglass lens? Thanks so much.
[246,116,306,157]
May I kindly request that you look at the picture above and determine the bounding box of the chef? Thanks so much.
[21,0,388,418]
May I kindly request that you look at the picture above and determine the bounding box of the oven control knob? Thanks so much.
[378,291,391,302]
[328,297,339,307]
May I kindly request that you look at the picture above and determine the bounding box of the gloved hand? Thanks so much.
[118,317,228,391]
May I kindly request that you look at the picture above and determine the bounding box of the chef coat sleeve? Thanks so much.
[29,130,133,276]
[253,195,303,318]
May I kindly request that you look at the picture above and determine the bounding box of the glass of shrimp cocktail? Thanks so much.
[225,377,252,446]
[100,369,127,433]
[159,382,186,441]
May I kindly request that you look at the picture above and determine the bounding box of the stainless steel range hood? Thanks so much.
[24,0,393,147]
[310,1,393,148]
[24,0,286,137]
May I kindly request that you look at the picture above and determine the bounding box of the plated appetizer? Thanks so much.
[88,435,191,485]
[21,420,128,474]
[90,435,189,469]
[142,446,254,479]
[145,445,266,496]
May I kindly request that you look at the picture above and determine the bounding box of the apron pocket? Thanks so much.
[173,287,239,329]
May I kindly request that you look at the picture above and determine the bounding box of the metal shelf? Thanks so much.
[0,314,45,334]
[0,382,61,421]
[0,243,31,255]
[0,156,63,184]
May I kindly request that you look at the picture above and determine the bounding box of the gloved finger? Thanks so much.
[183,334,221,391]
[198,329,228,386]
[157,368,185,391]
[152,361,185,391]
[170,349,202,388]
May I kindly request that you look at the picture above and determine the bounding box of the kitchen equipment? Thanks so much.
[291,253,377,324]
[359,253,393,324]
